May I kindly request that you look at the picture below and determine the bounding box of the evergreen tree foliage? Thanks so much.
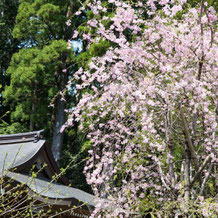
[1,0,90,191]
[0,0,20,133]
[1,0,113,192]
[3,0,79,155]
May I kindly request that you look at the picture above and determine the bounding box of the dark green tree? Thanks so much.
[0,0,20,133]
[3,0,82,162]
[2,0,116,192]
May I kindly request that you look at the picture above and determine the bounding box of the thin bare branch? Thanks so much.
[190,155,211,188]
[199,163,213,196]
[180,106,199,170]
[157,161,171,191]
[184,142,191,203]
[180,160,185,182]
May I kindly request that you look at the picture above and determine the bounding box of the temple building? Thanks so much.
[0,130,95,217]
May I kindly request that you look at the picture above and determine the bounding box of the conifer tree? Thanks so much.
[0,0,20,133]
[3,0,81,161]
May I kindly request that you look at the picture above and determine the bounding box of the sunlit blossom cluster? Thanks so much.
[65,0,217,216]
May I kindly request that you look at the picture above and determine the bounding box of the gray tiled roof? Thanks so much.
[0,131,97,208]
[0,139,45,174]
[8,172,96,207]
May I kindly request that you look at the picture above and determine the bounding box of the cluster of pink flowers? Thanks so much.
[65,0,217,216]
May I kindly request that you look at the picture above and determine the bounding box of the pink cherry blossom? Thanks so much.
[63,0,217,216]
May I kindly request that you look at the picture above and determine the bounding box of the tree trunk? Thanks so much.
[30,101,34,131]
[51,3,74,163]
[30,92,35,131]
[52,95,65,162]
[184,141,191,206]
[51,70,68,162]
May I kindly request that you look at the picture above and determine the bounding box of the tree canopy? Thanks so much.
[3,0,82,162]
[63,0,217,217]
[0,0,20,133]
[0,0,217,217]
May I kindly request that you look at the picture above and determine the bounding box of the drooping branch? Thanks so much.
[164,108,176,188]
[157,161,171,191]
[197,0,205,80]
[184,141,191,203]
[199,163,213,196]
[180,107,199,170]
[190,155,211,188]
[180,160,185,182]
[192,105,198,139]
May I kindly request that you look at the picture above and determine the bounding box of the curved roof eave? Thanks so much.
[0,139,46,174]
[6,172,96,208]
